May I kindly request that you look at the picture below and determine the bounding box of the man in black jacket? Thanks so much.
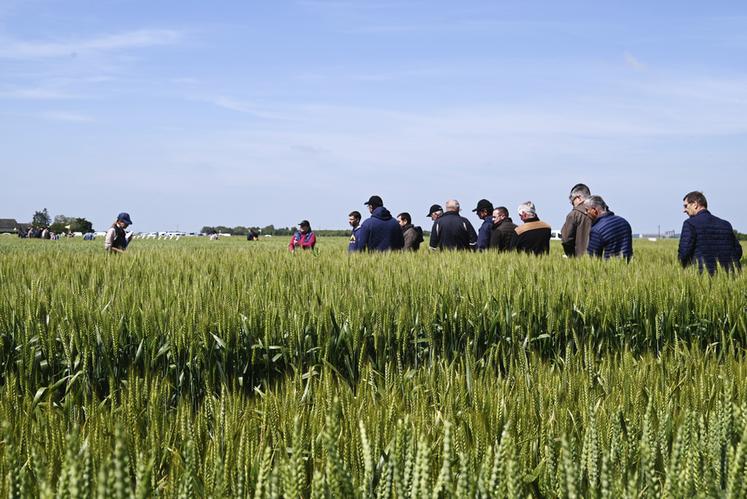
[429,199,477,250]
[490,206,517,251]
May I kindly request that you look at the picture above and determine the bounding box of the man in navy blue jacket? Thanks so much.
[678,191,742,274]
[353,195,405,251]
[472,198,494,251]
[584,196,633,261]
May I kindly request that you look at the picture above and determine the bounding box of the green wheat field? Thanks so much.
[0,236,746,498]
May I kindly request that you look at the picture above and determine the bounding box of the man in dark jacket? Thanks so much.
[584,196,633,261]
[511,201,551,255]
[472,199,494,251]
[678,191,742,274]
[397,212,423,251]
[561,183,592,257]
[347,211,361,252]
[490,206,517,251]
[353,195,404,251]
[429,199,477,250]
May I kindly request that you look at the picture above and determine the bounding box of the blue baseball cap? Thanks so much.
[117,212,133,225]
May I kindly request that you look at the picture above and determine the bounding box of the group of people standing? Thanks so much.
[289,184,742,275]
[109,184,741,275]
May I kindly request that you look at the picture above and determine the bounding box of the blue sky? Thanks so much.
[1,1,746,233]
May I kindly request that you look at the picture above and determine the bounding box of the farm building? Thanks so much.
[0,218,20,234]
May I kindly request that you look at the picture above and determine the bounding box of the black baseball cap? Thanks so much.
[298,220,310,227]
[364,195,383,208]
[427,204,442,217]
[472,199,493,213]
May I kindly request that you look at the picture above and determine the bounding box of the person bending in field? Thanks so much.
[584,195,633,261]
[353,195,404,251]
[510,202,551,255]
[105,212,134,253]
[678,191,742,274]
[288,220,316,252]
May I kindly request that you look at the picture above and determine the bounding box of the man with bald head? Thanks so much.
[429,199,478,250]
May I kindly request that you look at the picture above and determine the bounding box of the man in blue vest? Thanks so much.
[678,191,742,274]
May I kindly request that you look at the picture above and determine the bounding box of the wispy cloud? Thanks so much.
[40,111,95,123]
[198,95,294,120]
[0,29,182,59]
[624,51,646,71]
[0,87,76,99]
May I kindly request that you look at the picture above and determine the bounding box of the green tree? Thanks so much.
[32,208,50,228]
[50,215,94,233]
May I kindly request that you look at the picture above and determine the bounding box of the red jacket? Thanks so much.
[288,231,316,252]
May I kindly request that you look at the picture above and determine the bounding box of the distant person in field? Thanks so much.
[472,199,494,251]
[511,201,551,255]
[348,210,362,252]
[561,183,592,258]
[678,191,742,274]
[397,212,424,251]
[429,199,478,250]
[105,212,134,253]
[353,195,404,251]
[490,206,517,251]
[288,220,316,252]
[584,195,633,261]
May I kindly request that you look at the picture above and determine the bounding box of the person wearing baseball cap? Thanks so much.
[352,195,404,251]
[472,199,494,251]
[104,212,134,253]
[288,220,316,252]
[427,204,443,221]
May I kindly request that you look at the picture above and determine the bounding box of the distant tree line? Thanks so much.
[200,225,296,236]
[200,225,356,237]
[31,208,94,233]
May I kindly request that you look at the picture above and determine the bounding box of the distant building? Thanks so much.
[0,219,19,234]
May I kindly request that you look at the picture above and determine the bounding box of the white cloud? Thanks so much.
[0,87,76,99]
[40,111,95,122]
[624,51,646,71]
[0,29,182,59]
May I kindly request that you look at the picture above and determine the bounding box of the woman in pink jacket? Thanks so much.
[288,220,316,252]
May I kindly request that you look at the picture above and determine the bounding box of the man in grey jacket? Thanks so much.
[561,183,592,257]
[397,212,423,251]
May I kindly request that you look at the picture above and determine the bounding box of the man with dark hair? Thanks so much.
[348,211,362,252]
[678,191,742,274]
[472,199,494,251]
[561,183,592,257]
[584,196,633,261]
[397,212,423,251]
[353,195,404,251]
[490,206,517,251]
[429,199,477,250]
[511,202,551,255]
